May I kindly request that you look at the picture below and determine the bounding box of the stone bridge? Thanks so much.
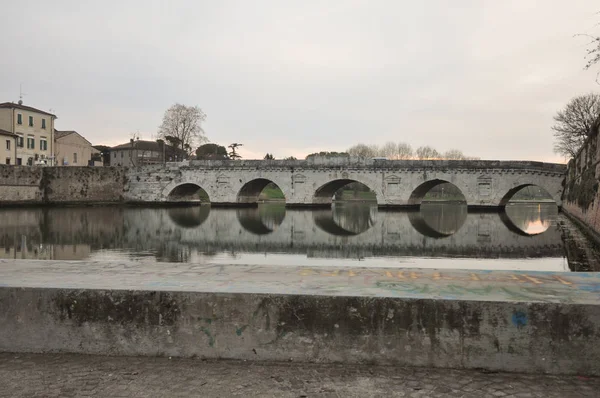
[126,159,566,207]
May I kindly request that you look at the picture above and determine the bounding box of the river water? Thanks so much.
[0,202,595,272]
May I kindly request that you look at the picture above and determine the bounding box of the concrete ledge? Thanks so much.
[1,261,599,375]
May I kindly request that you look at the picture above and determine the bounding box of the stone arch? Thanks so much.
[498,184,557,207]
[408,179,467,206]
[313,179,378,206]
[237,178,286,205]
[166,183,210,203]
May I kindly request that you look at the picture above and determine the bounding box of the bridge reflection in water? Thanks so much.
[0,202,567,270]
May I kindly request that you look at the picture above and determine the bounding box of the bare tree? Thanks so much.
[396,142,413,159]
[579,13,600,82]
[347,143,376,158]
[552,93,600,158]
[158,104,207,154]
[380,142,397,159]
[444,149,466,160]
[416,146,440,160]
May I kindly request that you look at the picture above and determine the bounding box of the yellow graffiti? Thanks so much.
[296,268,575,286]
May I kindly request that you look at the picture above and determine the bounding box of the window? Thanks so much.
[28,116,34,127]
[41,119,46,129]
[73,153,77,164]
[16,158,21,165]
[120,151,123,158]
[40,139,48,151]
[5,158,10,165]
[5,140,10,150]
[113,152,116,159]
[17,114,22,125]
[17,135,23,148]
[27,137,35,149]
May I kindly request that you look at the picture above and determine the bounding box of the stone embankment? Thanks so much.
[562,120,600,239]
[0,165,126,204]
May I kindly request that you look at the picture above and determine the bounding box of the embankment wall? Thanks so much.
[562,120,600,237]
[0,165,126,204]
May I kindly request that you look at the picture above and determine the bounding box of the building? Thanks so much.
[54,130,100,166]
[110,139,186,166]
[0,101,56,165]
[0,129,17,165]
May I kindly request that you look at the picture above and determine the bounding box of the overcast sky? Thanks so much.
[1,1,598,162]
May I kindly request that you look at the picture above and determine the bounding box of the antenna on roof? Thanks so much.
[18,83,26,105]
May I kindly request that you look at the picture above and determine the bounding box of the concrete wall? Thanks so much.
[0,165,126,204]
[562,122,600,236]
[1,284,599,375]
[127,160,566,208]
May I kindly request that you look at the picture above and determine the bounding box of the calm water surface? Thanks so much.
[0,202,581,272]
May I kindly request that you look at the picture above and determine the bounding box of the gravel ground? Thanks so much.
[0,353,598,397]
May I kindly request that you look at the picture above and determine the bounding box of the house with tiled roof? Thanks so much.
[110,139,186,166]
[0,101,56,165]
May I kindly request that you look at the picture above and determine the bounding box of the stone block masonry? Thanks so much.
[562,121,600,238]
[1,260,600,376]
[0,165,127,204]
[0,160,565,207]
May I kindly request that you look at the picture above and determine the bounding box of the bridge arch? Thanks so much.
[408,179,467,207]
[237,178,287,205]
[166,183,210,203]
[313,179,378,206]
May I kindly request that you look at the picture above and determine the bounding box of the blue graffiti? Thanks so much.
[512,311,528,328]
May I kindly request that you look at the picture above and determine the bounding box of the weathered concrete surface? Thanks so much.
[1,260,599,375]
[0,165,127,204]
[127,159,566,207]
[2,353,599,398]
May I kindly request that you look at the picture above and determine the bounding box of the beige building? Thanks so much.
[0,129,17,165]
[55,130,100,166]
[0,101,56,165]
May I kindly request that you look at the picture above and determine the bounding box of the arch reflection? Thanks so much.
[313,203,377,236]
[236,204,286,235]
[407,202,468,238]
[501,202,558,236]
[168,205,211,229]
